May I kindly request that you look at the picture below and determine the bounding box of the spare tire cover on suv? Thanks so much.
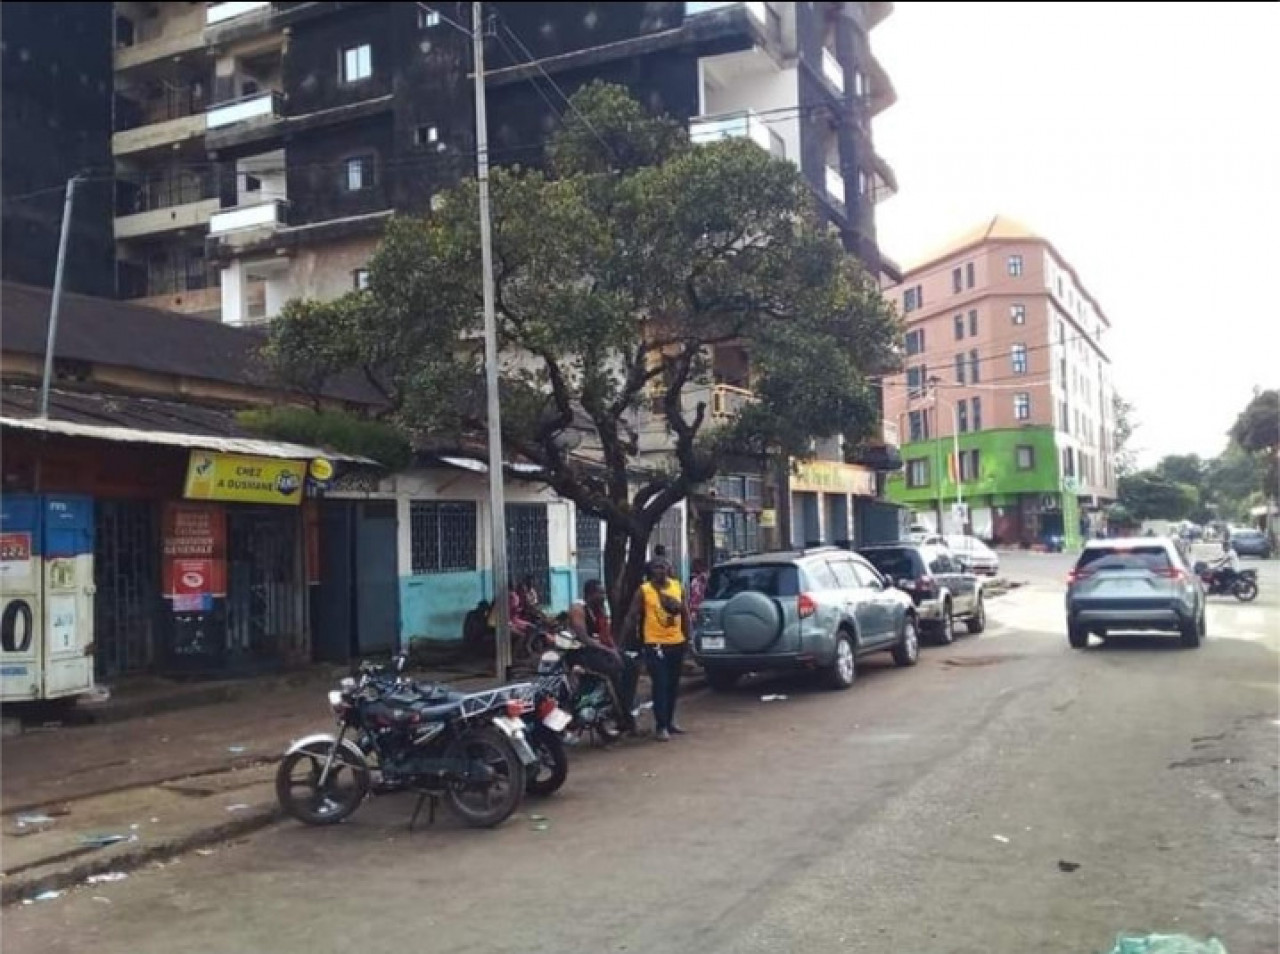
[722,591,784,653]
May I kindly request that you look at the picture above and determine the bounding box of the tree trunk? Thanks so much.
[603,518,658,648]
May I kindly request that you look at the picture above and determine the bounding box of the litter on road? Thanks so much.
[1058,860,1081,872]
[15,813,56,827]
[228,746,247,754]
[992,834,1011,844]
[86,872,129,884]
[761,694,788,702]
[225,804,250,813]
[79,833,130,848]
[1106,935,1228,954]
[23,890,64,904]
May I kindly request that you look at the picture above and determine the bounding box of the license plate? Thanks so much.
[492,715,524,736]
[701,636,726,651]
[542,708,572,732]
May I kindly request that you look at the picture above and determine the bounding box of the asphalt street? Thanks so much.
[7,551,1278,954]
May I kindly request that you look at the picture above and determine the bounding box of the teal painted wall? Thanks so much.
[401,566,576,643]
[887,427,1061,506]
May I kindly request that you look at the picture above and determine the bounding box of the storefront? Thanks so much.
[789,460,878,548]
[1,418,349,689]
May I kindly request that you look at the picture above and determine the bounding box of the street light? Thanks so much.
[928,377,963,535]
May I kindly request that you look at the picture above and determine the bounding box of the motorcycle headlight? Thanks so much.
[537,651,561,674]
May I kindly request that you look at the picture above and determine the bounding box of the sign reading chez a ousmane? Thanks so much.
[183,451,307,506]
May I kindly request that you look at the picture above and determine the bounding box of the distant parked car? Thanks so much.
[944,535,1001,576]
[693,547,921,691]
[1228,528,1273,559]
[856,543,985,644]
[1065,537,1206,649]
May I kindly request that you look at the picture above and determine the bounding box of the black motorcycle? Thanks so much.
[275,656,540,829]
[519,683,573,797]
[536,631,629,746]
[1195,562,1259,602]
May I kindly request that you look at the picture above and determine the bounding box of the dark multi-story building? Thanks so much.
[1,1,115,297]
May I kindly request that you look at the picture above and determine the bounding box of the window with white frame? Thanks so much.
[417,7,441,28]
[345,155,376,191]
[907,458,930,488]
[352,268,370,290]
[965,262,975,288]
[1014,392,1031,421]
[410,501,477,573]
[969,349,981,383]
[968,309,978,336]
[1011,302,1026,324]
[905,328,925,356]
[958,400,969,433]
[1016,444,1035,470]
[903,284,923,313]
[1011,343,1028,375]
[971,395,982,431]
[341,43,372,83]
[955,352,966,384]
[1008,254,1024,277]
[960,449,981,482]
[908,409,929,442]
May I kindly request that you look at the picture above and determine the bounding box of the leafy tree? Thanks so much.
[1112,393,1138,477]
[1229,388,1279,499]
[1155,454,1204,487]
[263,83,901,617]
[1203,443,1270,522]
[1116,471,1197,522]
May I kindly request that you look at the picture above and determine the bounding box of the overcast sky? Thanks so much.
[873,1,1280,466]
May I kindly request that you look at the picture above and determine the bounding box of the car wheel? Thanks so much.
[1068,624,1089,649]
[966,596,986,635]
[891,615,920,667]
[704,669,740,692]
[1179,615,1202,649]
[825,631,856,690]
[933,602,955,645]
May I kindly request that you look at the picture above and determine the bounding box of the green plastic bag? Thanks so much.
[1107,935,1228,954]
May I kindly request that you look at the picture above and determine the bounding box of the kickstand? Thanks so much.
[408,790,438,832]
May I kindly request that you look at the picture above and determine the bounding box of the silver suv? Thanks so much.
[1066,537,1206,649]
[693,548,920,691]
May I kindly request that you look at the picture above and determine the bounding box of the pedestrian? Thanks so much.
[567,579,636,731]
[688,558,710,620]
[627,559,691,741]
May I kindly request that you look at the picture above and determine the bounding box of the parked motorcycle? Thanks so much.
[1194,562,1259,602]
[536,631,628,746]
[275,656,540,829]
[519,684,573,797]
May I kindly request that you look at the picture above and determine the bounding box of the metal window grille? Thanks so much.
[410,501,477,573]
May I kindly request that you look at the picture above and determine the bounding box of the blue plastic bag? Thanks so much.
[1107,935,1228,954]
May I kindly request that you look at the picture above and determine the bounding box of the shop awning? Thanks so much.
[437,455,544,476]
[1,415,373,464]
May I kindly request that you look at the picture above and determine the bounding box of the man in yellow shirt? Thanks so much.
[626,560,692,741]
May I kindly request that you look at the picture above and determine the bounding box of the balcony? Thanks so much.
[113,87,209,156]
[114,7,205,72]
[690,110,772,153]
[206,91,283,131]
[822,49,845,93]
[209,199,288,236]
[206,1,272,26]
[711,384,755,421]
[825,166,845,207]
[686,1,767,21]
[115,175,219,240]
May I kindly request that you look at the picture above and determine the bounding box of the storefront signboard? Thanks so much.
[184,452,307,506]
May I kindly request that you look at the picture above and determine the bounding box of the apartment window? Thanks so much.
[965,262,975,289]
[905,328,925,356]
[1011,302,1026,325]
[1065,447,1076,478]
[908,409,929,443]
[952,267,962,294]
[907,458,931,489]
[345,155,376,191]
[352,268,370,290]
[971,395,982,431]
[957,400,969,433]
[410,501,477,573]
[903,285,923,313]
[960,449,981,483]
[955,352,966,385]
[417,7,441,28]
[413,125,439,147]
[1014,392,1031,421]
[341,43,373,83]
[1016,445,1035,471]
[969,349,981,383]
[968,309,978,336]
[1008,254,1024,277]
[954,314,964,340]
[906,364,929,400]
[1011,343,1028,375]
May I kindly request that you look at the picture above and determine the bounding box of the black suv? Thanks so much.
[855,543,986,644]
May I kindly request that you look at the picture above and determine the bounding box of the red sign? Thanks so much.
[0,533,31,563]
[162,502,226,598]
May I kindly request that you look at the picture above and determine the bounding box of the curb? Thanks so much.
[2,805,280,906]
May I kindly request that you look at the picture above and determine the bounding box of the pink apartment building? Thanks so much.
[883,216,1117,544]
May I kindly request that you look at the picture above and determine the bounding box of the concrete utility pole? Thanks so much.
[472,1,512,680]
[38,174,81,420]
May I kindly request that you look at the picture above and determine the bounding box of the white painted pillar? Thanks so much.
[219,261,246,325]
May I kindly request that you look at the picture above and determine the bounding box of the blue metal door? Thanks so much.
[355,501,399,655]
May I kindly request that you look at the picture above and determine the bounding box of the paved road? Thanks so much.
[9,554,1278,954]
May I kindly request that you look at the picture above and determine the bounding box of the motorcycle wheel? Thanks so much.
[275,741,370,826]
[444,727,525,828]
[525,726,569,797]
[1233,578,1259,602]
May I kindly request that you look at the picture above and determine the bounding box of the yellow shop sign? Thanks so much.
[184,452,306,505]
[791,460,876,497]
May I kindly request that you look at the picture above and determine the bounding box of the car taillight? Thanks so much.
[536,697,556,719]
[1155,567,1188,582]
[505,699,531,718]
[1067,569,1093,584]
[798,593,818,619]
